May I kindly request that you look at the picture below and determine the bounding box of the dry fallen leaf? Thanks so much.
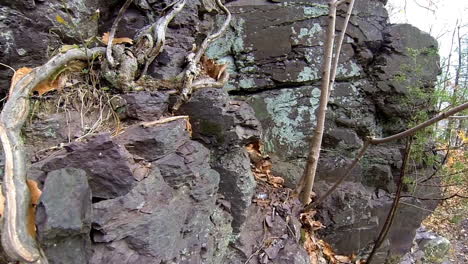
[27,179,42,206]
[34,73,68,96]
[26,179,42,238]
[322,241,337,264]
[201,55,228,81]
[9,67,33,96]
[0,186,4,218]
[101,32,133,45]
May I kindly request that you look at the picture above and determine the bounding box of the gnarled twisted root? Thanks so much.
[0,48,105,264]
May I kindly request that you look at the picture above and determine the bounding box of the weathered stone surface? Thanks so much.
[36,168,92,264]
[315,181,438,262]
[177,88,261,231]
[0,0,121,93]
[116,118,191,161]
[0,0,445,263]
[212,147,256,231]
[223,205,310,264]
[32,134,136,199]
[121,91,169,121]
[178,88,261,147]
[90,166,226,264]
[401,227,453,264]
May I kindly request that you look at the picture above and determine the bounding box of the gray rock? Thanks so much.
[177,88,261,232]
[32,134,136,199]
[36,168,92,264]
[116,118,191,161]
[315,181,438,261]
[417,229,451,264]
[177,88,262,147]
[364,164,395,192]
[401,227,452,264]
[121,91,169,121]
[90,167,226,264]
[213,147,256,232]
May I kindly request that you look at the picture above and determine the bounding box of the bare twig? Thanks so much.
[0,62,16,73]
[299,0,355,204]
[134,0,186,79]
[106,0,134,67]
[310,101,468,208]
[400,193,468,201]
[173,0,231,111]
[329,0,355,94]
[141,115,189,128]
[0,47,105,263]
[370,102,468,144]
[305,140,370,210]
[366,138,413,264]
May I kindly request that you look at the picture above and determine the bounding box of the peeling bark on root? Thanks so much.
[0,47,105,263]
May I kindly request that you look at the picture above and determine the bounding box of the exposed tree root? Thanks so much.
[106,0,134,67]
[173,0,231,111]
[134,0,187,79]
[0,47,105,263]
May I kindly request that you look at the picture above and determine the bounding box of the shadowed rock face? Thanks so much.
[204,0,440,261]
[0,0,442,263]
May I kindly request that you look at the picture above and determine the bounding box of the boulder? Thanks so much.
[31,134,136,199]
[36,168,92,264]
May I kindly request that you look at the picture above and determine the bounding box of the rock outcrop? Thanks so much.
[0,0,442,263]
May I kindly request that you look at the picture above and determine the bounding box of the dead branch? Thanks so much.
[370,102,468,145]
[366,138,413,264]
[400,193,468,201]
[106,0,134,67]
[309,101,468,208]
[141,115,189,128]
[448,115,468,119]
[134,0,186,78]
[0,47,105,264]
[173,0,231,111]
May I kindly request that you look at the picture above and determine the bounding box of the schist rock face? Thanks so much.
[0,0,441,263]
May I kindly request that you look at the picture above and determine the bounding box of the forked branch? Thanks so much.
[307,101,468,209]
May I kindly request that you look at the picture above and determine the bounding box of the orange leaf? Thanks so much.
[9,67,33,96]
[33,73,68,96]
[101,32,133,45]
[26,179,42,239]
[201,55,228,80]
[27,179,42,206]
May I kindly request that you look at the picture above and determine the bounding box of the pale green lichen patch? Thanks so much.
[206,17,246,59]
[297,66,319,82]
[292,24,323,45]
[336,61,362,78]
[239,78,256,89]
[217,56,236,73]
[263,87,321,155]
[303,5,329,17]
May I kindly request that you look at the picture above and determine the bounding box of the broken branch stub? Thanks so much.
[0,47,105,263]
